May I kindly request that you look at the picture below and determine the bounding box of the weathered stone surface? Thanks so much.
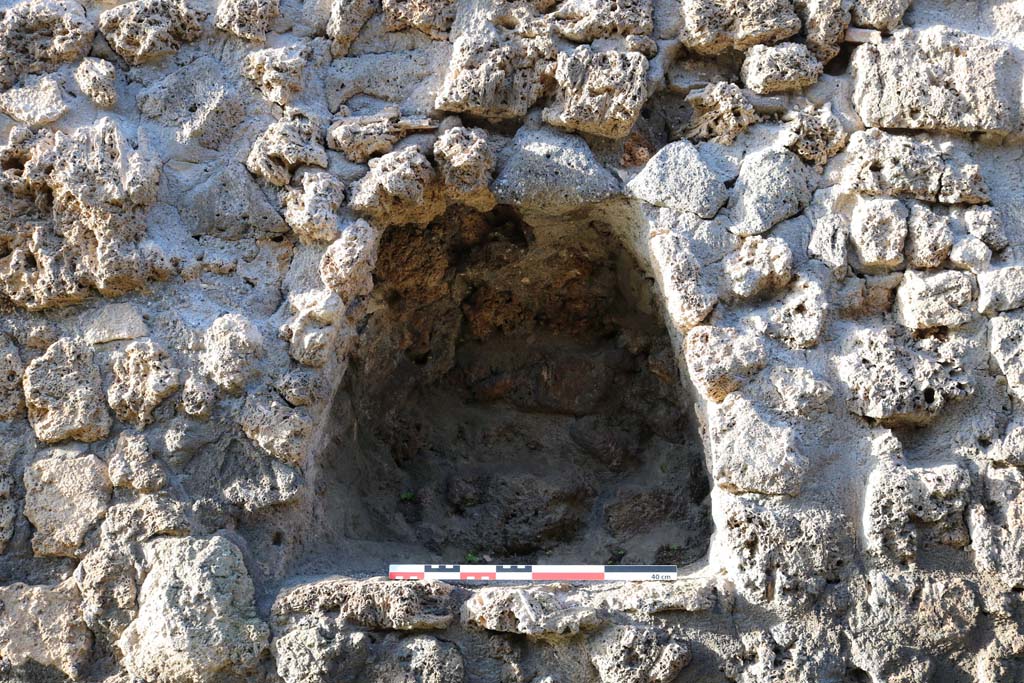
[589,625,691,683]
[741,42,823,94]
[274,577,456,630]
[0,0,94,90]
[24,452,111,557]
[728,147,813,236]
[853,28,1021,134]
[684,82,758,144]
[895,269,973,330]
[284,171,346,244]
[99,0,205,65]
[200,313,264,393]
[723,235,793,299]
[350,147,446,226]
[108,339,181,427]
[216,0,279,41]
[685,325,767,402]
[117,536,269,682]
[679,0,801,54]
[491,126,619,215]
[24,338,111,443]
[627,140,727,218]
[0,578,92,679]
[434,125,496,211]
[462,585,603,637]
[543,47,648,139]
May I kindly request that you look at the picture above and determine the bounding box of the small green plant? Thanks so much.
[399,491,416,502]
[465,551,480,563]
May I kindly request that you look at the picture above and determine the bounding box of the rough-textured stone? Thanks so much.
[23,338,112,443]
[741,42,823,94]
[728,147,813,236]
[108,339,181,427]
[0,578,92,679]
[543,47,648,139]
[98,0,205,65]
[24,452,111,558]
[679,0,801,54]
[0,0,94,90]
[684,82,758,144]
[117,536,269,682]
[853,28,1021,134]
[627,140,728,219]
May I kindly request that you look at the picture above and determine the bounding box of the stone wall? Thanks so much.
[0,0,1021,679]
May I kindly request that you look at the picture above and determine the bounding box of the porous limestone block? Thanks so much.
[243,45,306,105]
[852,28,1021,134]
[842,128,990,204]
[895,270,974,330]
[240,392,314,467]
[784,105,847,167]
[723,235,793,299]
[350,147,446,226]
[795,0,850,63]
[767,276,827,349]
[626,140,728,219]
[709,393,808,496]
[117,536,269,683]
[978,267,1024,315]
[279,289,347,368]
[729,147,813,236]
[365,634,465,682]
[24,453,111,558]
[543,46,649,139]
[462,585,602,637]
[721,498,851,607]
[905,202,953,269]
[273,625,370,683]
[216,0,279,41]
[849,0,909,29]
[435,4,556,119]
[684,82,758,145]
[273,576,456,630]
[0,577,92,680]
[741,43,823,94]
[684,325,767,402]
[679,0,801,54]
[589,625,691,683]
[648,231,719,332]
[328,108,436,164]
[284,171,346,244]
[326,0,377,56]
[0,0,94,89]
[199,313,264,393]
[98,0,205,65]
[74,57,118,108]
[434,126,496,211]
[74,543,139,640]
[963,205,1008,252]
[948,237,991,274]
[107,339,181,427]
[849,196,907,270]
[108,431,167,493]
[320,219,382,302]
[865,459,971,562]
[836,326,973,425]
[550,0,653,41]
[246,110,329,187]
[990,313,1024,403]
[0,74,67,126]
[491,127,620,216]
[23,338,111,443]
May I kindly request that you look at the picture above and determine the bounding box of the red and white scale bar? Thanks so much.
[389,564,678,581]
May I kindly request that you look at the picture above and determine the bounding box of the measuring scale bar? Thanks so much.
[388,564,678,581]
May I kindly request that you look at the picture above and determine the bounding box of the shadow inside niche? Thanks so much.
[301,205,711,577]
